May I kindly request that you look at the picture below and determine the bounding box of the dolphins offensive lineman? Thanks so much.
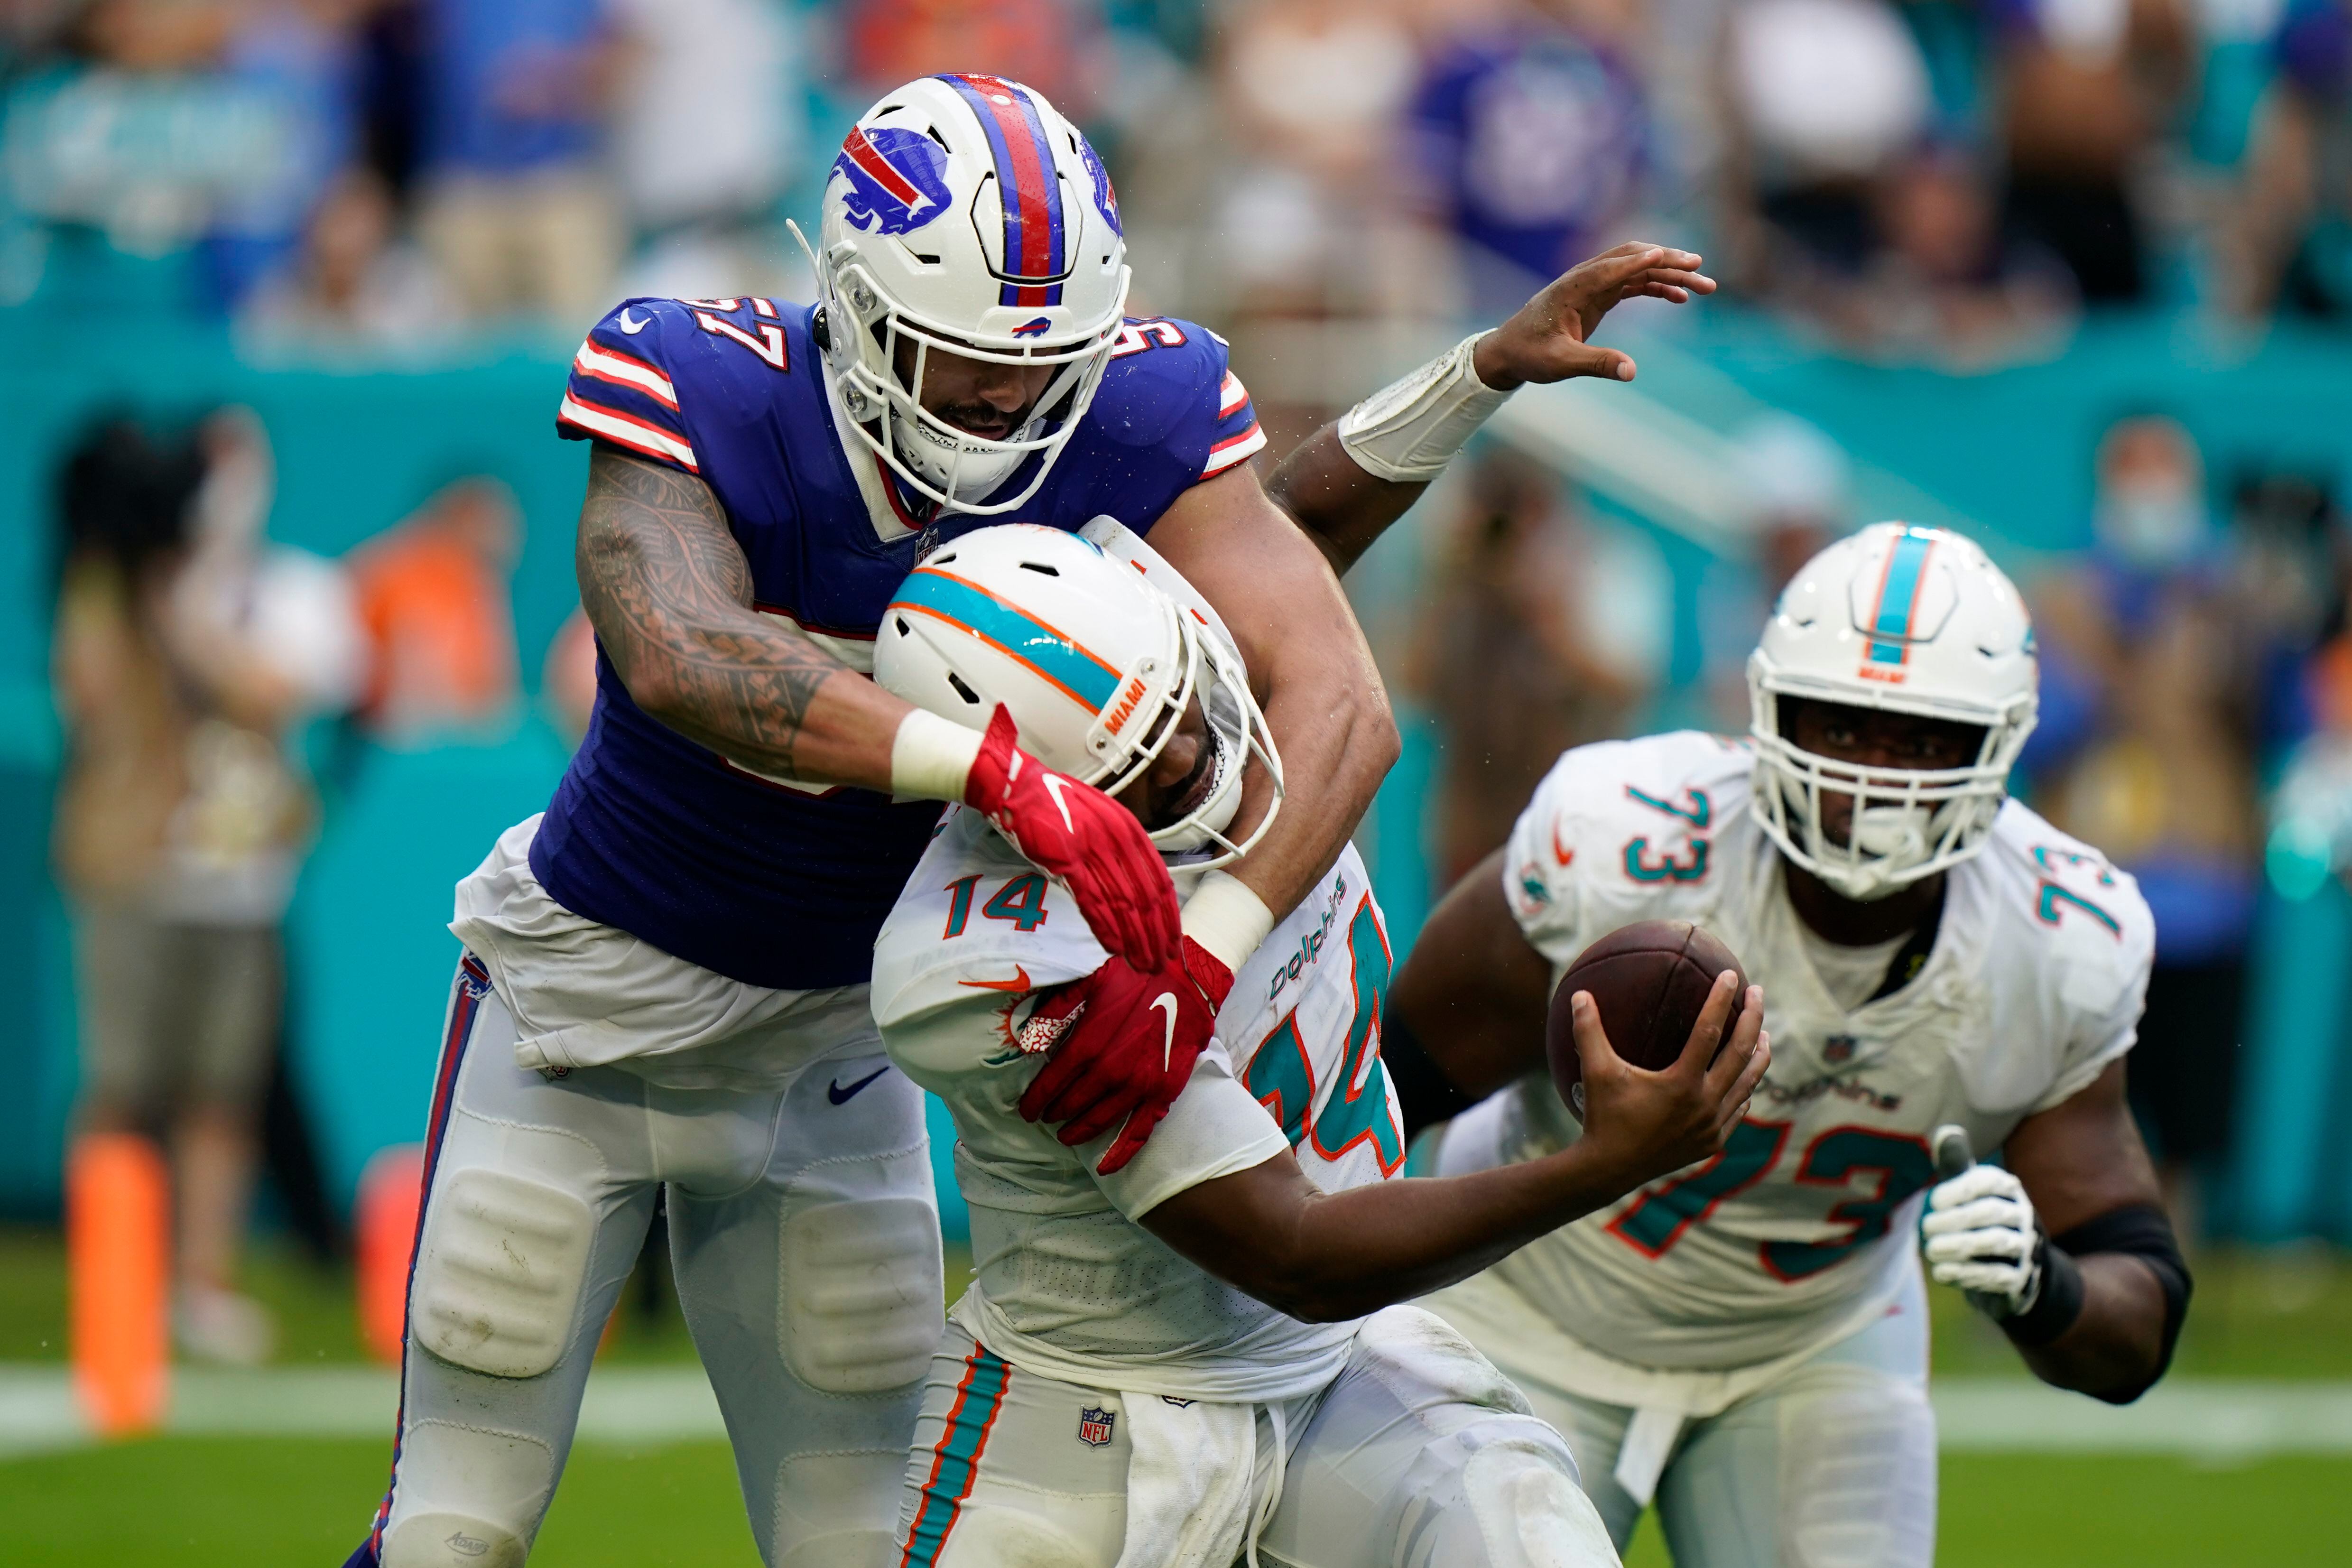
[1384,526,2190,1565]
[867,522,1766,1568]
[348,73,1715,1568]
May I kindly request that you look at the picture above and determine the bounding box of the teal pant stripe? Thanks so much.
[900,1347,1011,1568]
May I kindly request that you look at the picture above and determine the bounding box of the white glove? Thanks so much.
[1920,1163,2043,1317]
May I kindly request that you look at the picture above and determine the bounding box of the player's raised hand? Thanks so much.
[1472,242,1717,390]
[964,705,1181,971]
[1016,938,1227,1174]
[1570,972,1769,1190]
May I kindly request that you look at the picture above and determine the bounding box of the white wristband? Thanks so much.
[889,708,984,802]
[1181,870,1276,975]
[1336,332,1512,482]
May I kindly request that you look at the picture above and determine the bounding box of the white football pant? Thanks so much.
[1491,1282,1936,1568]
[892,1306,1620,1568]
[361,956,941,1568]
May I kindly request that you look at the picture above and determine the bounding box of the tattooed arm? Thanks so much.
[575,445,912,787]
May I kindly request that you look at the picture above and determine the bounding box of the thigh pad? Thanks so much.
[412,1166,595,1379]
[779,1195,943,1394]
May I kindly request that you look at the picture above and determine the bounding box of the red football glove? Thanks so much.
[1018,936,1236,1175]
[964,705,1180,972]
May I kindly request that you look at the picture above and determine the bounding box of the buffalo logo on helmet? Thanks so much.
[1011,316,1054,338]
[832,124,954,236]
[1079,138,1121,236]
[1077,1405,1116,1447]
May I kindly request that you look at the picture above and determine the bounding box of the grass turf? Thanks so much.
[0,1439,2341,1567]
[6,1224,2349,1564]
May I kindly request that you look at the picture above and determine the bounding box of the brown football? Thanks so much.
[1546,919,1748,1120]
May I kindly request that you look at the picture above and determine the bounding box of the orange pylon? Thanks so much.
[68,1132,171,1436]
[355,1144,426,1365]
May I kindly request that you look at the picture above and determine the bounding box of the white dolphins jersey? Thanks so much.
[871,809,1405,1402]
[1459,730,2153,1372]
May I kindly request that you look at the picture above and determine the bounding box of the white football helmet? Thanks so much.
[808,74,1131,515]
[1748,522,2038,900]
[874,523,1281,868]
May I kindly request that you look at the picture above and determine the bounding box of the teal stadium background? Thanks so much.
[7,282,2352,1245]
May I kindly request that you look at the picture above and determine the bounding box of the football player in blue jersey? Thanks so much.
[348,72,1713,1568]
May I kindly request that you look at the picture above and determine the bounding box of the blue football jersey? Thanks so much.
[541,296,1265,989]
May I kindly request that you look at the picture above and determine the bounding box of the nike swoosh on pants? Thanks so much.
[828,1065,891,1104]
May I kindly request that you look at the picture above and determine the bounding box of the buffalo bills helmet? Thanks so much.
[811,75,1130,515]
[1748,523,2039,900]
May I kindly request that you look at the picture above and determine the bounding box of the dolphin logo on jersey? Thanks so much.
[1079,137,1121,236]
[832,125,954,236]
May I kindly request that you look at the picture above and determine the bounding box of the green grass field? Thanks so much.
[4,1225,2347,1565]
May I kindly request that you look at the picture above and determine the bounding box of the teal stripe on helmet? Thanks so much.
[1866,530,1935,666]
[891,567,1122,710]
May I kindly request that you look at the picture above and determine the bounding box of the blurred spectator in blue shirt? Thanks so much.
[2026,415,2269,1225]
[1408,0,1649,316]
[2223,0,2352,319]
[411,0,626,328]
[203,0,374,309]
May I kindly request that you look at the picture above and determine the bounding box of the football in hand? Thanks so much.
[1546,919,1747,1120]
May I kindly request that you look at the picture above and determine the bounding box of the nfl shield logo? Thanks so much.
[1824,1034,1857,1064]
[1077,1405,1116,1447]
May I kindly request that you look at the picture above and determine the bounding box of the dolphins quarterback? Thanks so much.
[346,72,1713,1568]
[867,521,1765,1568]
[1382,526,2191,1566]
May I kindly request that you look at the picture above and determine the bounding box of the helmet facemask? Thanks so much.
[1089,610,1282,871]
[1748,675,2032,901]
[816,249,1129,517]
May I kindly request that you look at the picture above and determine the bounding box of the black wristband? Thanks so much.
[1380,1008,1473,1141]
[2054,1202,2194,1379]
[1999,1227,2087,1348]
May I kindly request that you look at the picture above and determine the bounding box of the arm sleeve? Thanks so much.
[556,300,703,475]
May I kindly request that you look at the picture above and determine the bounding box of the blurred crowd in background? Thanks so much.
[19,0,2352,1356]
[2,0,2351,354]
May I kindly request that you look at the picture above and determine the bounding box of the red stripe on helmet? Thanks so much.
[843,125,926,208]
[959,75,1056,284]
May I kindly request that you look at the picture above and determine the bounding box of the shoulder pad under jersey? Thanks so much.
[1502,731,1756,967]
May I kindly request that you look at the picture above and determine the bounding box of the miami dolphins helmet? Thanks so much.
[1748,523,2039,900]
[874,520,1281,868]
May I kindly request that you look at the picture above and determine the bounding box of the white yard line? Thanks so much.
[5,1368,2350,1464]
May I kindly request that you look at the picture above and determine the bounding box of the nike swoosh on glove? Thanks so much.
[964,705,1180,971]
[1921,1162,2044,1317]
[1018,937,1233,1176]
